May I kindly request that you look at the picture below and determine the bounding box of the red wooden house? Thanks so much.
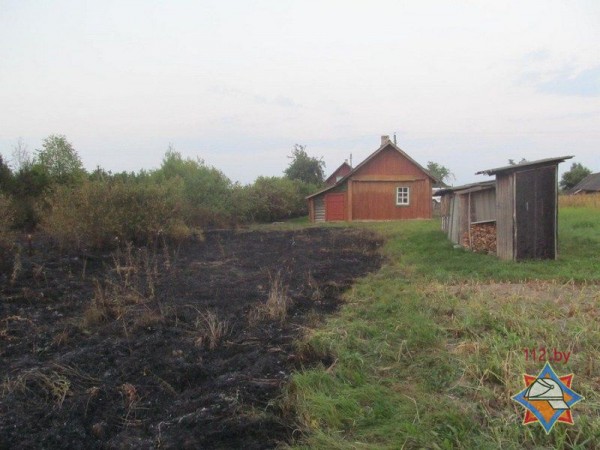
[307,136,438,222]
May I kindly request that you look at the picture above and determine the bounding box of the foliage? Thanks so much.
[9,164,51,230]
[41,178,190,251]
[426,161,453,184]
[244,176,315,223]
[11,137,32,172]
[560,162,592,191]
[0,155,12,193]
[284,144,325,185]
[153,148,235,227]
[288,207,600,448]
[0,194,16,271]
[36,134,85,185]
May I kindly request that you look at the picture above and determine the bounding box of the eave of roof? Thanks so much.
[476,156,574,176]
[306,141,438,199]
[436,180,495,196]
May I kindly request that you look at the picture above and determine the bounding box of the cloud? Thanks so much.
[537,65,600,97]
[520,64,600,97]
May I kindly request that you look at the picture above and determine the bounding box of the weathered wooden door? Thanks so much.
[325,193,346,221]
[515,166,556,260]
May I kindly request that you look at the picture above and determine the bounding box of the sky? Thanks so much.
[1,0,599,185]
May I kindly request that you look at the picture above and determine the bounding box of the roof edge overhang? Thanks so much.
[436,180,495,196]
[476,156,574,176]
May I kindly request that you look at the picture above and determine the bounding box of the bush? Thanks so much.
[244,177,315,222]
[0,194,16,272]
[41,179,191,251]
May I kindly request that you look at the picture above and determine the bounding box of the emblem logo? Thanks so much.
[512,362,584,433]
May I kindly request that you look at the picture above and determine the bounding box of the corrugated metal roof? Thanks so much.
[476,156,573,176]
[570,172,600,193]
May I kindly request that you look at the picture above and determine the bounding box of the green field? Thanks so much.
[287,205,600,449]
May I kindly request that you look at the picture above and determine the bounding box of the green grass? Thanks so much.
[287,206,600,449]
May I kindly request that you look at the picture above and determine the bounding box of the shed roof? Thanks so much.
[306,140,438,199]
[569,172,600,194]
[436,180,495,196]
[476,156,573,176]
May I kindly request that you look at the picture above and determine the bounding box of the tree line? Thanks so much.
[0,136,325,251]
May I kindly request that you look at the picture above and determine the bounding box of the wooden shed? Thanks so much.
[477,156,572,260]
[439,156,573,261]
[307,136,438,222]
[438,180,496,252]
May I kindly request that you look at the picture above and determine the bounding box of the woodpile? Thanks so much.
[461,222,497,254]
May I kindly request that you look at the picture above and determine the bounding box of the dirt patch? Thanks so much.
[0,227,383,449]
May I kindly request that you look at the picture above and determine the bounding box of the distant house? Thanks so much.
[324,161,352,187]
[307,136,438,222]
[569,172,600,194]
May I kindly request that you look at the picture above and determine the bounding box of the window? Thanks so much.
[396,186,410,205]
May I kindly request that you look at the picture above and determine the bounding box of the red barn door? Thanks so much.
[325,193,346,221]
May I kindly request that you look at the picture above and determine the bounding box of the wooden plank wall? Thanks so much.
[449,196,460,244]
[351,179,431,220]
[314,196,325,222]
[471,189,496,222]
[495,173,515,260]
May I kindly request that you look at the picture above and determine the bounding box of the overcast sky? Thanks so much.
[1,0,599,185]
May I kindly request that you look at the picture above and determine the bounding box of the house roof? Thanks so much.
[476,156,573,176]
[325,161,352,184]
[306,140,439,199]
[436,180,496,196]
[569,172,600,194]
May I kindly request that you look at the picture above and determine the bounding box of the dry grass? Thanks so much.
[82,242,173,329]
[1,369,71,408]
[194,309,230,350]
[250,272,290,324]
[559,192,600,208]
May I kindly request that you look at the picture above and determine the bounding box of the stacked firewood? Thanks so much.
[461,223,497,254]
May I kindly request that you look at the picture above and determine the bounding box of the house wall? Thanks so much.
[348,146,432,220]
[351,179,431,220]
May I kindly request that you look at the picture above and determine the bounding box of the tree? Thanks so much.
[284,144,325,185]
[0,154,12,193]
[426,161,454,184]
[36,134,85,184]
[560,162,592,191]
[11,138,31,172]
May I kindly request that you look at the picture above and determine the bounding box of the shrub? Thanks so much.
[0,194,16,272]
[42,178,190,251]
[245,176,315,222]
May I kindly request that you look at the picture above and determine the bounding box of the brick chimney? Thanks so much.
[381,135,391,146]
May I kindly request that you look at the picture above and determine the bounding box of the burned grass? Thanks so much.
[0,227,383,449]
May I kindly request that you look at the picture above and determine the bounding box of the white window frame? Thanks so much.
[396,186,410,206]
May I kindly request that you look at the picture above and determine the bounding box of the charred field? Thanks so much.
[0,227,383,449]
